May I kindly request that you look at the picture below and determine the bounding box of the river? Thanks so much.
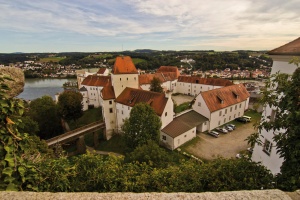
[17,78,76,100]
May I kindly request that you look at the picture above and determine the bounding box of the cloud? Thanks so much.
[0,0,299,52]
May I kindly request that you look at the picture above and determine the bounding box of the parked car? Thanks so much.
[235,117,248,123]
[207,131,219,138]
[227,124,236,130]
[242,115,251,122]
[215,127,228,133]
[224,125,233,131]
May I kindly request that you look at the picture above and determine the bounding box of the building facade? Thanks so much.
[251,37,300,174]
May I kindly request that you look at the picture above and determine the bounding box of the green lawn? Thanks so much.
[95,134,128,154]
[132,58,147,65]
[174,102,191,113]
[40,57,65,63]
[67,107,102,130]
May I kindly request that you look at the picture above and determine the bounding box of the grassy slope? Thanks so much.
[40,57,65,63]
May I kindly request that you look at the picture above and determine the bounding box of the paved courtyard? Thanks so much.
[184,122,255,160]
[171,94,194,105]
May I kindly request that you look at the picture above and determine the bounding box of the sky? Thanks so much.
[0,0,299,53]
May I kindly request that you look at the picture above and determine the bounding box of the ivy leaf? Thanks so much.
[6,183,18,191]
[2,167,13,176]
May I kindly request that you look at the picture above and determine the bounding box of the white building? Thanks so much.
[251,37,300,175]
[192,84,250,131]
[175,76,233,96]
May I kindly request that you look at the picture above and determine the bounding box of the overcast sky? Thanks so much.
[0,0,299,53]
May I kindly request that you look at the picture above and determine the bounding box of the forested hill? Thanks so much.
[0,50,272,71]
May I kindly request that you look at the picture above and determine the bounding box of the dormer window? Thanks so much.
[217,95,224,104]
[232,91,239,99]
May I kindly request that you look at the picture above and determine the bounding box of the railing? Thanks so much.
[46,120,105,146]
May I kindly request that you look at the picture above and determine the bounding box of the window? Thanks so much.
[198,102,201,107]
[270,109,276,122]
[225,109,227,114]
[185,134,187,137]
[235,105,237,110]
[218,121,221,125]
[234,114,236,118]
[127,77,128,80]
[229,116,231,121]
[134,77,136,81]
[122,110,123,115]
[263,139,272,155]
[109,108,113,113]
[162,135,166,140]
[165,112,167,117]
[230,107,232,112]
[109,100,112,105]
[239,104,242,108]
[219,111,222,116]
[238,112,240,116]
[224,118,226,123]
[128,107,130,110]
[120,78,121,81]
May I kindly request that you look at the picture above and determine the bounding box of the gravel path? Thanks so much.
[185,122,255,160]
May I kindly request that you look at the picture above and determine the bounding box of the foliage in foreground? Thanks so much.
[35,153,273,192]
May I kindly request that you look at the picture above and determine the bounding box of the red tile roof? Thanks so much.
[139,72,177,85]
[112,56,138,74]
[200,84,250,112]
[97,68,107,74]
[178,76,234,87]
[81,75,112,87]
[101,86,115,100]
[115,87,168,116]
[268,37,300,56]
[157,66,180,78]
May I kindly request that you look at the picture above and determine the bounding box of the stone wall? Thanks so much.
[1,189,298,200]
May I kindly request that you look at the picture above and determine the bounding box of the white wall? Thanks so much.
[176,82,223,96]
[112,74,139,97]
[160,97,174,128]
[102,99,117,139]
[83,85,102,107]
[192,94,211,121]
[115,103,131,132]
[80,91,88,111]
[160,127,196,150]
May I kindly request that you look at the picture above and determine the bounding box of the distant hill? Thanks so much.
[133,49,158,53]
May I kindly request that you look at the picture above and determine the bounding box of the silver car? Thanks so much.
[208,131,219,138]
[215,127,228,133]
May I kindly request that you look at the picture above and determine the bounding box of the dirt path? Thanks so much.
[185,122,255,160]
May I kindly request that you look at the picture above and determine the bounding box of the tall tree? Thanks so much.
[247,60,300,191]
[57,91,83,122]
[122,103,161,149]
[27,96,63,139]
[149,77,163,93]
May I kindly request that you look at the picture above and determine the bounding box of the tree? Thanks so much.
[122,103,161,149]
[247,60,300,191]
[149,77,163,93]
[125,140,171,167]
[27,96,63,139]
[57,91,83,122]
